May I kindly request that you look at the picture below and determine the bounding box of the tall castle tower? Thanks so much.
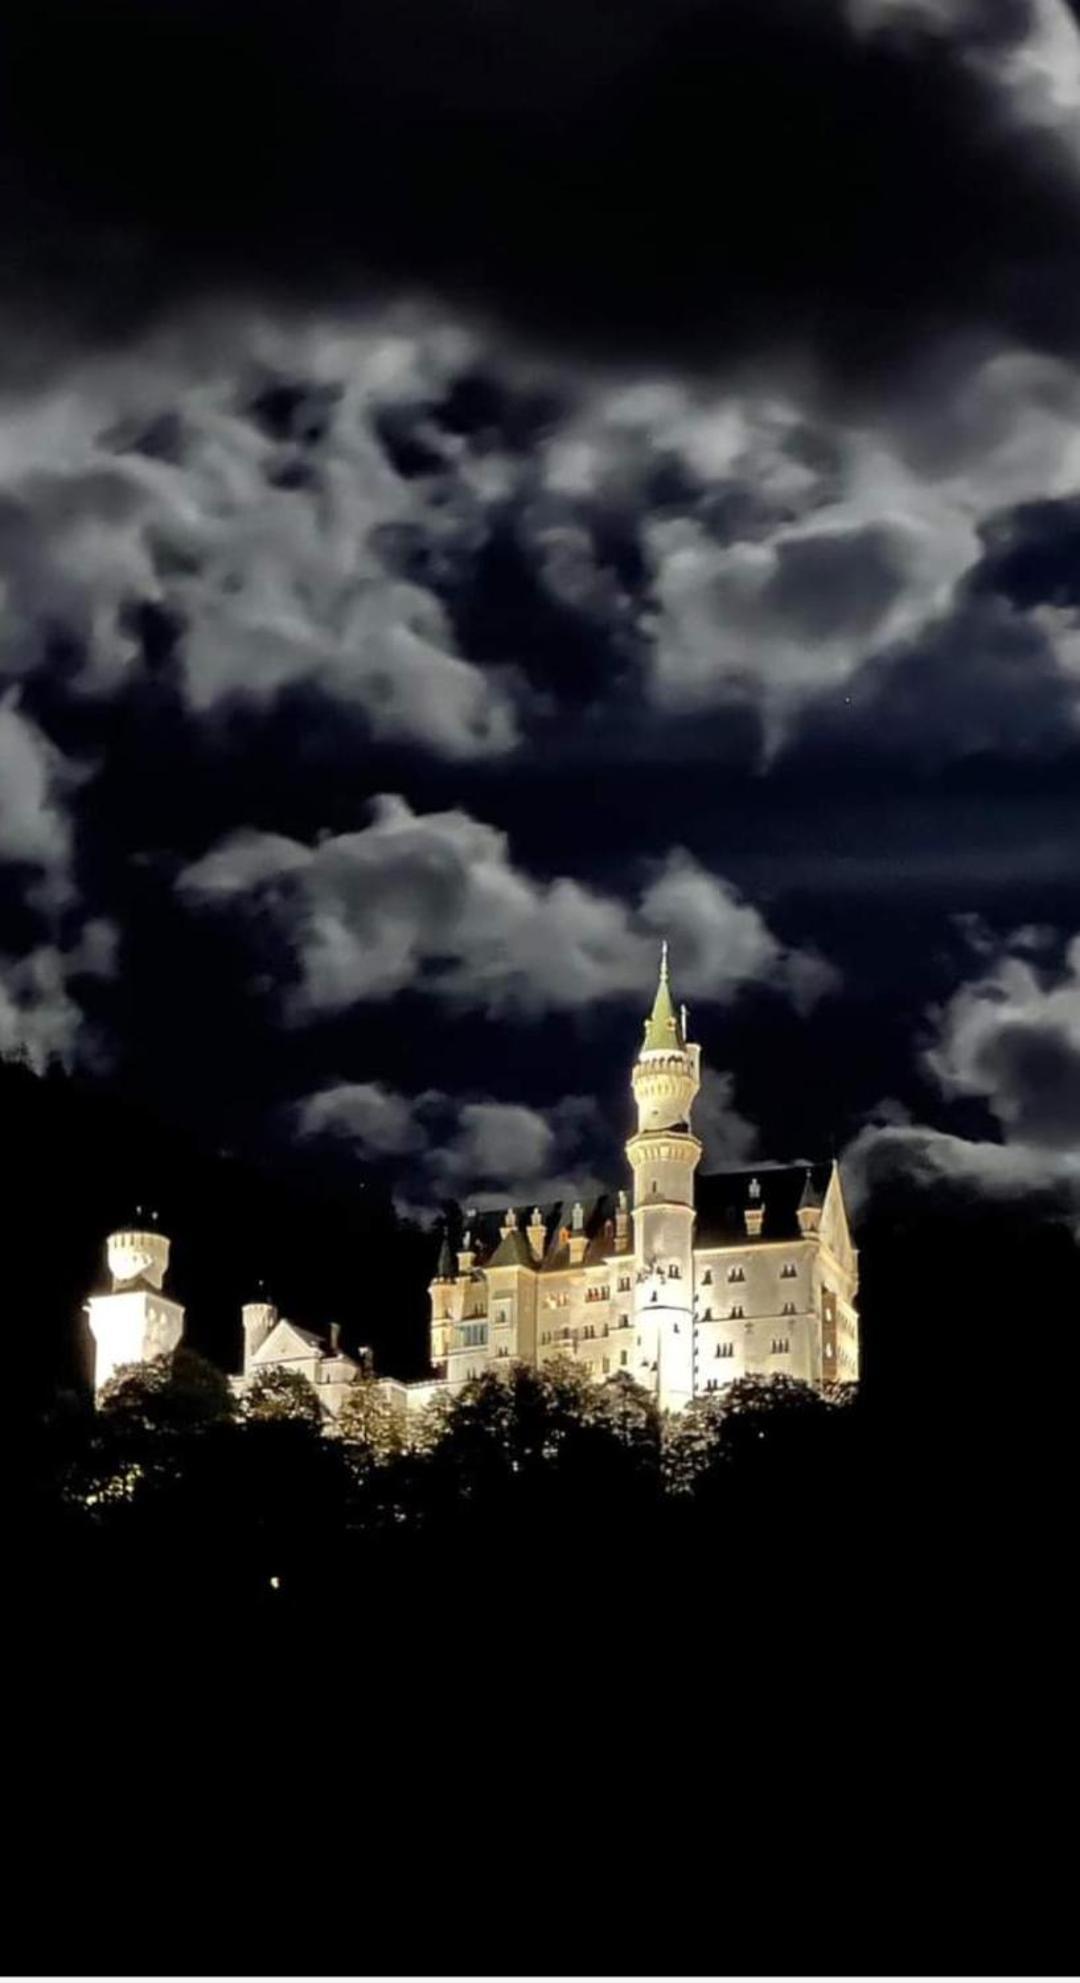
[626,943,702,1411]
[85,1223,186,1396]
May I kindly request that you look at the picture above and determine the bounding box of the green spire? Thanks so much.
[642,940,685,1053]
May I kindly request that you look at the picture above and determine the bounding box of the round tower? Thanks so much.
[625,944,702,1411]
[242,1300,278,1374]
[107,1227,171,1290]
[86,1218,185,1396]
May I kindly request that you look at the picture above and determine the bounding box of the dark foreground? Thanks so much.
[10,1311,1078,1979]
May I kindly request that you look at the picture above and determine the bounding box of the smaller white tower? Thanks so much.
[85,1220,186,1397]
[242,1301,279,1376]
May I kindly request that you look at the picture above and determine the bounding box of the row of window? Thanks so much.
[541,1264,801,1307]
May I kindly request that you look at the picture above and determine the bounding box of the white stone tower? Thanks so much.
[85,1222,186,1397]
[626,943,702,1412]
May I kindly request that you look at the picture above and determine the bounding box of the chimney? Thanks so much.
[744,1177,764,1239]
[568,1200,588,1268]
[527,1208,546,1263]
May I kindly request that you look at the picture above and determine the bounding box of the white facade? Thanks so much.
[237,1304,375,1419]
[85,1227,186,1396]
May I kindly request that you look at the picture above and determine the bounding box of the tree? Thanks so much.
[241,1366,323,1426]
[98,1346,237,1435]
[336,1377,405,1465]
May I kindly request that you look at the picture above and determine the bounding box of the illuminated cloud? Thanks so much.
[180,792,833,1019]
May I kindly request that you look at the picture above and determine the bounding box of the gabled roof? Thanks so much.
[253,1316,327,1362]
[486,1225,536,1270]
[695,1163,832,1246]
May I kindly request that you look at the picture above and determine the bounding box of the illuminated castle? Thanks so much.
[425,945,859,1414]
[85,948,858,1420]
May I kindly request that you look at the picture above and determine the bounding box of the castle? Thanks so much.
[85,948,859,1420]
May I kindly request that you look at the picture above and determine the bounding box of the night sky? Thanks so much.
[7,0,1080,1286]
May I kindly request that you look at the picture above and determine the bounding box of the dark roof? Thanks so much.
[540,1195,622,1273]
[486,1225,536,1270]
[450,1196,624,1274]
[444,1165,831,1272]
[694,1164,831,1246]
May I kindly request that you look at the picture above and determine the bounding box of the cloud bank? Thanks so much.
[179,792,833,1020]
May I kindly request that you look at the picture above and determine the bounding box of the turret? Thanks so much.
[429,1224,457,1371]
[85,1216,186,1397]
[242,1300,278,1373]
[797,1169,823,1236]
[625,945,702,1411]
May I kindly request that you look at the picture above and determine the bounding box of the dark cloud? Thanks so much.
[795,595,1080,765]
[0,0,1077,385]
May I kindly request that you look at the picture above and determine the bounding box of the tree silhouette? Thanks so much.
[241,1365,322,1425]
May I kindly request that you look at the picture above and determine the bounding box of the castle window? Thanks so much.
[461,1323,488,1348]
[771,1337,790,1355]
[620,1350,628,1367]
[618,1276,631,1294]
[620,1315,629,1330]
[668,1264,681,1280]
[603,1358,610,1375]
[781,1263,798,1279]
[727,1267,745,1283]
[716,1341,734,1358]
[731,1305,744,1320]
[782,1302,796,1317]
[702,1269,712,1286]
